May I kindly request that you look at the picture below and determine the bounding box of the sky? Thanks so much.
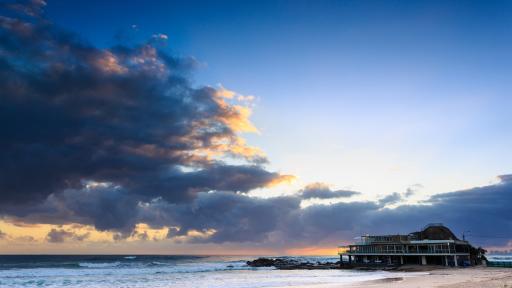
[0,0,512,255]
[41,0,512,198]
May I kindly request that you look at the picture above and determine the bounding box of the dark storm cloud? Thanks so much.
[166,227,180,238]
[46,229,71,243]
[46,228,90,243]
[47,187,140,233]
[291,175,512,247]
[298,183,360,199]
[139,191,301,243]
[135,175,512,247]
[0,0,289,230]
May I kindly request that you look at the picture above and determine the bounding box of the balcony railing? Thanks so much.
[344,243,463,254]
[347,250,461,254]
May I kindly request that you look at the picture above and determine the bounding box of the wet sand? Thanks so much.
[347,266,512,288]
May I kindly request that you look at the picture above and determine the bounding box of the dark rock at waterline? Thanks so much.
[246,258,292,267]
[246,258,340,270]
[246,258,444,272]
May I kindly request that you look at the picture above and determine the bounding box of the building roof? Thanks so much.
[350,223,465,244]
[412,223,460,241]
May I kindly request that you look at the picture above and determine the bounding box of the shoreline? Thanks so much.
[283,267,512,288]
[246,257,512,287]
[347,266,512,288]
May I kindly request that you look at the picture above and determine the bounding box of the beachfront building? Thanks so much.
[338,223,485,267]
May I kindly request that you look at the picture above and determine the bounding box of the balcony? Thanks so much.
[346,243,466,255]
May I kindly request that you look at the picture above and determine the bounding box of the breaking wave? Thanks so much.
[0,255,427,288]
[78,262,121,268]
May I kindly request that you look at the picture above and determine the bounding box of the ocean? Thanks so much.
[0,255,420,288]
[487,255,512,262]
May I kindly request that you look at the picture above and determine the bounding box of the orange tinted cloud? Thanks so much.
[213,86,259,133]
[216,86,236,99]
[266,174,297,187]
[94,51,127,74]
[0,220,114,243]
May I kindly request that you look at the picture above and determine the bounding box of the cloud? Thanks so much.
[166,227,180,238]
[0,230,6,239]
[2,0,46,17]
[16,235,36,242]
[152,33,168,41]
[46,228,90,243]
[296,175,512,247]
[138,191,301,243]
[132,230,150,241]
[498,174,512,183]
[137,175,512,248]
[0,1,290,233]
[46,229,70,243]
[299,183,360,199]
[378,192,402,205]
[378,185,421,206]
[405,183,423,197]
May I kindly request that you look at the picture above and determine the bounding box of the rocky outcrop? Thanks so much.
[246,258,340,270]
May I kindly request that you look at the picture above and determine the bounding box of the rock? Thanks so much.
[246,258,339,270]
[246,258,278,267]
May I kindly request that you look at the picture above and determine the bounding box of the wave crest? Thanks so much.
[78,262,121,268]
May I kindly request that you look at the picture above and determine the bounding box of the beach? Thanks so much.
[347,266,512,288]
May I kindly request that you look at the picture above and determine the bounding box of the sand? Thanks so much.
[346,266,512,288]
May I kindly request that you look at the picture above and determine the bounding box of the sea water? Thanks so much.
[0,255,420,288]
[487,254,512,262]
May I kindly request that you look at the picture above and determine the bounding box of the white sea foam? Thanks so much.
[488,255,512,262]
[78,261,121,268]
[0,256,426,288]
